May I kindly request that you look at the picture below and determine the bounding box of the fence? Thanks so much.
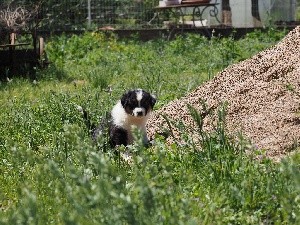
[41,0,157,31]
[40,0,298,31]
[0,0,299,32]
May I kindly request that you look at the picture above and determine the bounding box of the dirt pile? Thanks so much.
[147,26,300,160]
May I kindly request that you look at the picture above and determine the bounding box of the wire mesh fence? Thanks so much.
[41,0,158,31]
[0,0,299,32]
[40,0,298,31]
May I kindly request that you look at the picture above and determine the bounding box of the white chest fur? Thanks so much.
[111,101,150,144]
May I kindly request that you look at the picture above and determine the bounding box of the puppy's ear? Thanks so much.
[150,94,156,108]
[121,92,128,107]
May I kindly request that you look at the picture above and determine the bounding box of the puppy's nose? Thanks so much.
[137,111,143,116]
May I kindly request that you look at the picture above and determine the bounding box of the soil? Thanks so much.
[147,26,300,160]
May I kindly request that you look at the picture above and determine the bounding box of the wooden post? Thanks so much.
[9,32,16,75]
[222,0,232,26]
[10,32,16,45]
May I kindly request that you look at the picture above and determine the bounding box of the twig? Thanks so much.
[0,2,41,32]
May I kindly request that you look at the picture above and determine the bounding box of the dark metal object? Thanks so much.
[154,0,220,27]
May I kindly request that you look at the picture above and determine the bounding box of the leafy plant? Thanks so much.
[1,29,298,224]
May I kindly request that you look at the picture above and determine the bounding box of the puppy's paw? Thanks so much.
[120,151,133,163]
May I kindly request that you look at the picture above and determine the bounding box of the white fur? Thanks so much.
[136,89,143,102]
[111,101,151,144]
[132,107,146,117]
[133,89,146,116]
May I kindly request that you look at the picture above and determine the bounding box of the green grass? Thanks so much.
[1,28,300,224]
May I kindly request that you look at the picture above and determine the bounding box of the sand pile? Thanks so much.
[147,26,300,160]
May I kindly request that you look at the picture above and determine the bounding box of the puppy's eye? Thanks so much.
[127,101,138,110]
[128,105,135,110]
[140,99,148,107]
[142,97,153,105]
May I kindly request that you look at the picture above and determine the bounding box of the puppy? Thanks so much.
[81,89,156,148]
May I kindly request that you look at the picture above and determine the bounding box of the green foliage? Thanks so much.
[1,29,299,224]
[43,30,287,103]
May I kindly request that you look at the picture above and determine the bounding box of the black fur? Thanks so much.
[109,125,128,147]
[90,114,129,148]
[121,90,156,116]
[90,112,111,143]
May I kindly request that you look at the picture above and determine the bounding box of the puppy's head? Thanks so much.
[121,89,156,117]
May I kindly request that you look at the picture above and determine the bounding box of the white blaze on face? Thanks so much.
[136,89,143,104]
[133,89,145,116]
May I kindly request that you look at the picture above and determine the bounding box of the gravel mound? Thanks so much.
[147,26,300,160]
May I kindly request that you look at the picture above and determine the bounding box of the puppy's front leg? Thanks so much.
[109,126,128,147]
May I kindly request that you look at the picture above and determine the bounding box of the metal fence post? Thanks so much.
[87,0,91,28]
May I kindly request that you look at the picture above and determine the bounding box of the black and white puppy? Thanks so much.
[108,89,156,147]
[82,89,156,148]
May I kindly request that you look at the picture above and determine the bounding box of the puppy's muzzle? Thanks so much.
[133,107,146,117]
